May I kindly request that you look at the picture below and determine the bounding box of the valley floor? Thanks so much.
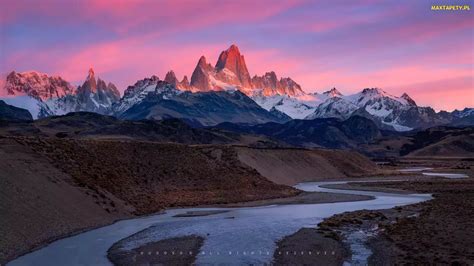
[2,133,472,264]
[363,178,474,264]
[0,136,377,264]
[279,177,474,265]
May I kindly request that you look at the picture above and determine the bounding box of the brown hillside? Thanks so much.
[237,147,378,185]
[0,138,133,264]
[16,137,298,215]
[407,133,474,158]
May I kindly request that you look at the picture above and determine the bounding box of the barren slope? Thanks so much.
[407,133,474,158]
[237,147,378,185]
[16,137,298,214]
[0,138,133,264]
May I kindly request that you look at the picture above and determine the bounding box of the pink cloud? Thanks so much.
[1,0,304,35]
[393,77,474,111]
[380,16,473,44]
[300,65,470,91]
[243,48,303,78]
[295,3,408,33]
[53,38,229,88]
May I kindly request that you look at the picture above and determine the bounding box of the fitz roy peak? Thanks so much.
[189,44,304,97]
[214,44,253,89]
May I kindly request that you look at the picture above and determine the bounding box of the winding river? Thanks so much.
[9,181,432,265]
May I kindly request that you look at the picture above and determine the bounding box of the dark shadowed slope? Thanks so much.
[0,100,33,121]
[236,146,379,185]
[216,115,381,149]
[401,127,474,157]
[0,112,284,147]
[119,90,290,126]
[360,126,474,158]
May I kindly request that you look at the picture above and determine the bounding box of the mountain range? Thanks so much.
[1,44,472,131]
[1,69,119,118]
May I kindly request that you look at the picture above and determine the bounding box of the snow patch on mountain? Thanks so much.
[306,97,358,120]
[382,120,413,132]
[452,108,474,118]
[300,87,424,131]
[113,76,182,115]
[346,88,409,106]
[251,91,324,119]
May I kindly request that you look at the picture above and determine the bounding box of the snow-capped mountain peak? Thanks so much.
[1,69,120,118]
[323,87,343,98]
[165,70,192,91]
[4,71,75,101]
[452,107,474,118]
[306,96,358,120]
[350,87,409,106]
[113,75,181,115]
[251,72,305,97]
[76,68,120,113]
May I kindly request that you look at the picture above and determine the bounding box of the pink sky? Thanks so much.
[1,0,473,111]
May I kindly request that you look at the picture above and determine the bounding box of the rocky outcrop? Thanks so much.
[251,72,279,93]
[165,70,191,91]
[164,70,179,86]
[251,71,304,97]
[189,45,304,97]
[214,44,252,88]
[401,93,417,106]
[76,68,121,113]
[323,88,343,98]
[190,56,214,91]
[4,71,75,100]
[278,77,304,96]
[1,69,120,118]
[180,75,191,90]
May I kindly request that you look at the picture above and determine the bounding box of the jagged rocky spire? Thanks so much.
[190,56,213,91]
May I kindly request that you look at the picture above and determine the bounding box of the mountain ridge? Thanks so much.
[1,68,119,119]
[1,44,471,131]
